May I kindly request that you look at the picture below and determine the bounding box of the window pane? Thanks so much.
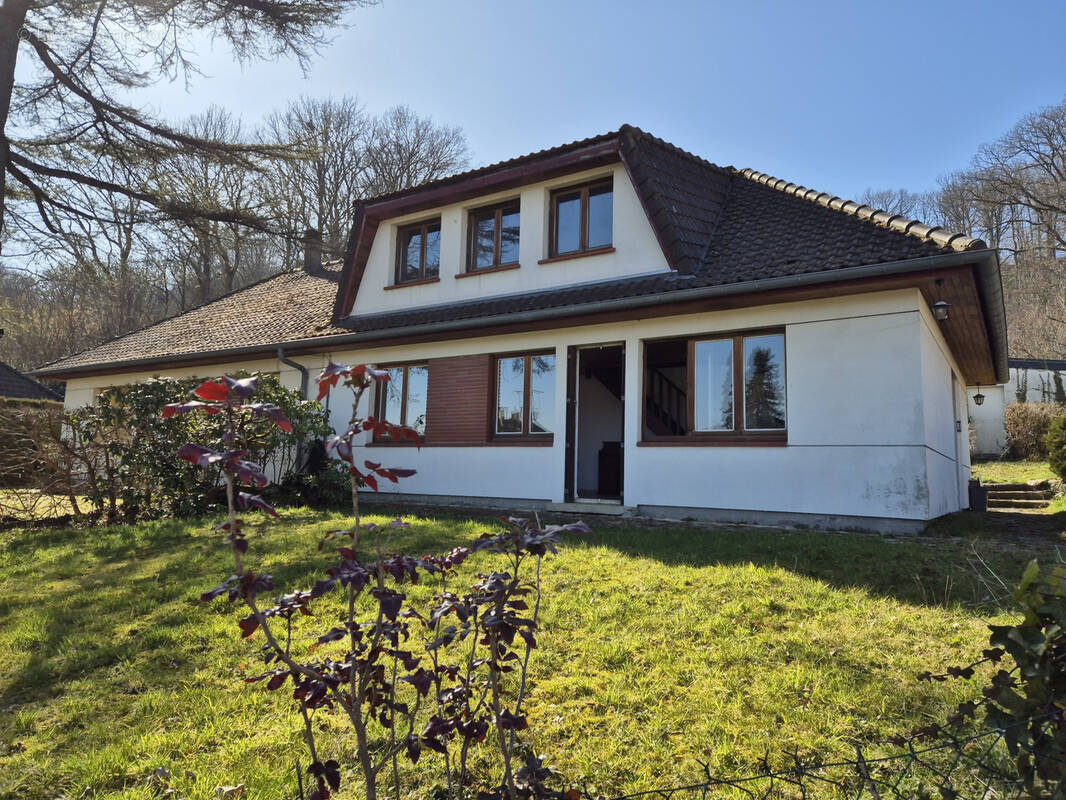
[473,211,495,269]
[405,366,428,436]
[554,192,581,254]
[382,367,405,424]
[424,226,441,278]
[744,334,786,430]
[496,357,525,433]
[587,185,613,249]
[499,206,520,264]
[694,339,733,431]
[528,355,555,434]
[402,229,422,282]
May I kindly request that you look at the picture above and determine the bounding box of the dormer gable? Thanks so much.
[344,161,671,318]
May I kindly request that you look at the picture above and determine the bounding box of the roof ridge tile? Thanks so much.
[732,166,987,252]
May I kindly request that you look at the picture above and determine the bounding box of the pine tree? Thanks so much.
[744,347,785,429]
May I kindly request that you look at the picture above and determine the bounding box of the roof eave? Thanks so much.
[40,249,1006,382]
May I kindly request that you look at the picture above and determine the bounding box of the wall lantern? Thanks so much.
[932,300,950,321]
[973,386,985,406]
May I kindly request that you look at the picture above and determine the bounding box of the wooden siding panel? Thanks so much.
[425,355,492,444]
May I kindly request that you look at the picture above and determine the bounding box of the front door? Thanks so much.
[565,344,625,503]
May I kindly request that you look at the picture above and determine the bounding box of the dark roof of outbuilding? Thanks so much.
[0,361,61,400]
[36,125,1004,380]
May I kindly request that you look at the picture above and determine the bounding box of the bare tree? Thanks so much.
[263,96,372,262]
[973,101,1066,253]
[161,107,279,304]
[262,99,470,262]
[859,187,940,222]
[363,105,469,196]
[0,0,373,253]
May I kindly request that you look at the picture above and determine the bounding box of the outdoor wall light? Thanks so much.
[932,300,950,321]
[974,386,985,406]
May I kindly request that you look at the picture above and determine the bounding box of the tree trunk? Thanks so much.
[0,0,30,249]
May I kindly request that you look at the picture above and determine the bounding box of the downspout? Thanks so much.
[277,345,309,470]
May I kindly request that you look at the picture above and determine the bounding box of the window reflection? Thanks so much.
[694,339,733,431]
[550,180,612,256]
[529,355,555,434]
[587,185,613,249]
[554,192,581,254]
[406,365,428,435]
[743,334,786,430]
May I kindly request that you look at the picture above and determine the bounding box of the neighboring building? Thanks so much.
[35,126,1008,532]
[968,357,1066,458]
[0,361,61,402]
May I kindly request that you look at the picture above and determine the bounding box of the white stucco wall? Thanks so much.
[967,384,1007,457]
[916,308,970,516]
[350,163,669,316]
[966,365,1066,458]
[323,288,959,523]
[1008,366,1066,404]
[64,288,969,525]
[61,355,315,411]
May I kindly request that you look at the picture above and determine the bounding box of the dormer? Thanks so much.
[343,161,670,317]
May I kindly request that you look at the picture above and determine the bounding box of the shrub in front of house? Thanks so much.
[1,374,329,524]
[1044,414,1066,481]
[1004,402,1059,460]
[178,367,589,800]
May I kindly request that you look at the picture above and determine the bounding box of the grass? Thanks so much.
[971,460,1056,484]
[0,489,102,520]
[0,507,1057,800]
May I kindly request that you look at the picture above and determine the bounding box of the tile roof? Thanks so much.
[36,263,343,376]
[0,361,61,400]
[36,125,1002,379]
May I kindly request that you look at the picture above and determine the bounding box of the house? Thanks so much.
[968,357,1066,457]
[0,361,61,402]
[35,126,1008,533]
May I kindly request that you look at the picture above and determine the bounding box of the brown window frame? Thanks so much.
[547,178,613,258]
[466,200,521,273]
[394,219,442,285]
[641,328,787,446]
[492,350,556,440]
[374,362,428,442]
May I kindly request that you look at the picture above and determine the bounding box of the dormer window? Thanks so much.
[549,178,613,258]
[468,200,520,272]
[396,219,441,284]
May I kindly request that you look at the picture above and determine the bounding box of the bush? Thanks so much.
[87,374,331,518]
[1045,415,1066,480]
[1004,402,1059,460]
[0,373,330,523]
[0,398,63,489]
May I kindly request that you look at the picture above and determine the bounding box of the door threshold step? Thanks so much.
[547,502,635,516]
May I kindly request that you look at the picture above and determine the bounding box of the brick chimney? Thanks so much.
[302,228,323,272]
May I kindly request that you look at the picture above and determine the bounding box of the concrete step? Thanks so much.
[988,498,1051,509]
[546,501,634,516]
[983,481,1052,492]
[987,490,1055,501]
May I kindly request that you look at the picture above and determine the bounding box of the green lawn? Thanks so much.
[971,459,1056,484]
[0,508,1053,800]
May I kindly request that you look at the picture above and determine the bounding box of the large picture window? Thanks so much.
[548,179,613,258]
[644,331,786,444]
[395,219,441,284]
[495,353,556,436]
[377,364,428,437]
[468,201,520,271]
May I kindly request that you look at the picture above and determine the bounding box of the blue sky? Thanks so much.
[135,0,1066,201]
